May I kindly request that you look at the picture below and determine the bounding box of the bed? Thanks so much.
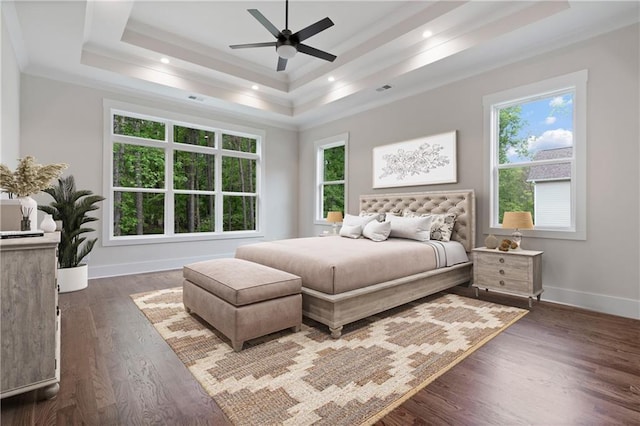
[235,189,475,337]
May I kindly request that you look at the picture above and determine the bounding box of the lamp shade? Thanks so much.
[326,211,343,223]
[502,211,534,230]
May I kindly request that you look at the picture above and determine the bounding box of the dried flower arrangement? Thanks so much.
[0,156,67,197]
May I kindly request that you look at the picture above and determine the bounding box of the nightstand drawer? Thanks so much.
[475,263,529,281]
[475,252,529,269]
[474,275,531,293]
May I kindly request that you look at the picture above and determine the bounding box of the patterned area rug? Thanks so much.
[131,288,527,425]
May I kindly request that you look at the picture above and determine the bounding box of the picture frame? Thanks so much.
[372,130,457,188]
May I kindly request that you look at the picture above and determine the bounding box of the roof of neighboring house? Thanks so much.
[527,147,573,181]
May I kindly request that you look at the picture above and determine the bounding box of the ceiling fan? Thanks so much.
[229,0,337,72]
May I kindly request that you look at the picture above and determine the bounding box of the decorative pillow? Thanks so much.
[362,220,391,242]
[385,215,432,241]
[339,224,362,239]
[429,213,457,242]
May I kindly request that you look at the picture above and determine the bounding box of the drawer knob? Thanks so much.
[499,269,505,275]
[499,258,505,263]
[499,280,505,286]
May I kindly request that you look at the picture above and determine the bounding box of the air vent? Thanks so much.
[187,95,205,102]
[376,84,392,92]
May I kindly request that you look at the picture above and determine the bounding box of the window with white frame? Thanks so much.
[315,134,348,222]
[103,101,263,245]
[483,70,587,240]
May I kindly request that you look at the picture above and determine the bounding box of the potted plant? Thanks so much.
[39,175,105,293]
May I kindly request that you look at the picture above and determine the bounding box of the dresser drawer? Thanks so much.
[475,275,531,293]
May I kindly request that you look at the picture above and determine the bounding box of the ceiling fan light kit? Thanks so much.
[229,0,337,71]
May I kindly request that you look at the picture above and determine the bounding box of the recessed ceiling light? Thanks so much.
[160,57,170,64]
[251,85,259,90]
[328,76,335,82]
[422,30,433,39]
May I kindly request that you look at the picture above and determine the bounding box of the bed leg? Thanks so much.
[329,326,343,339]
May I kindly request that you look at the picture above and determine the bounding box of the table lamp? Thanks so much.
[326,211,343,235]
[502,211,534,249]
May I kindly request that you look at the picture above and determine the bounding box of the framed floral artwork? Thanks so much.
[372,131,457,188]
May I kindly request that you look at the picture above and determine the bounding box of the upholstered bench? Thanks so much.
[182,258,302,351]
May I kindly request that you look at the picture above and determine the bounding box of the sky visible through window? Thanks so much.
[506,93,574,163]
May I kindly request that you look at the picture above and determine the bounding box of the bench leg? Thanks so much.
[291,324,301,332]
[184,304,192,314]
[329,326,343,339]
[232,340,244,352]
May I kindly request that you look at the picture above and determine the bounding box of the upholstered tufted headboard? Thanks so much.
[359,189,476,252]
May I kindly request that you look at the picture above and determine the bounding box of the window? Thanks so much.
[315,134,348,222]
[103,100,263,245]
[483,70,587,240]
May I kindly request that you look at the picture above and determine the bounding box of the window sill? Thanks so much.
[102,231,265,246]
[484,227,586,241]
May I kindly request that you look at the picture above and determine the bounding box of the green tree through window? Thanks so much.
[108,108,262,240]
[316,138,346,221]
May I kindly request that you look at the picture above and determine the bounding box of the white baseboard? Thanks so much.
[543,285,639,320]
[88,252,234,279]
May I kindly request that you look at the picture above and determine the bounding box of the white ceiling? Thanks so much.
[3,1,639,129]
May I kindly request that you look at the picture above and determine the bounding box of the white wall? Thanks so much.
[1,11,20,170]
[20,75,299,278]
[299,24,640,319]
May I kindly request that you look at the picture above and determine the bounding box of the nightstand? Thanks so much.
[472,247,543,307]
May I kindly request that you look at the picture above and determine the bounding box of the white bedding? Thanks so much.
[420,240,469,267]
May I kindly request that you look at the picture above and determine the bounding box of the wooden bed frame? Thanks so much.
[301,189,476,337]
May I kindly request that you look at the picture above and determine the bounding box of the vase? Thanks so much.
[18,196,38,232]
[40,214,56,233]
[484,233,499,249]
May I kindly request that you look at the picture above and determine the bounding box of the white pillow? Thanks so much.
[339,224,362,239]
[363,220,391,242]
[385,215,432,241]
[360,211,386,222]
[403,209,457,242]
[343,213,377,227]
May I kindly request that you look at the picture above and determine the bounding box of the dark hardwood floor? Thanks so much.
[2,270,639,425]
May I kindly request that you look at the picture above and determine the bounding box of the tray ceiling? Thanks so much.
[3,1,639,129]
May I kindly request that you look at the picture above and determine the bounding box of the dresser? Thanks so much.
[1,233,61,399]
[472,247,543,307]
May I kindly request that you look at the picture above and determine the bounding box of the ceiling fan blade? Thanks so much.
[277,57,288,72]
[248,9,281,38]
[230,41,277,49]
[293,17,334,42]
[297,44,337,62]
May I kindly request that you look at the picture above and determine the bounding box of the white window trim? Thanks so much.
[102,99,265,246]
[482,70,587,241]
[314,133,349,225]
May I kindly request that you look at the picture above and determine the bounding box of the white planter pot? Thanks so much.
[57,264,88,293]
